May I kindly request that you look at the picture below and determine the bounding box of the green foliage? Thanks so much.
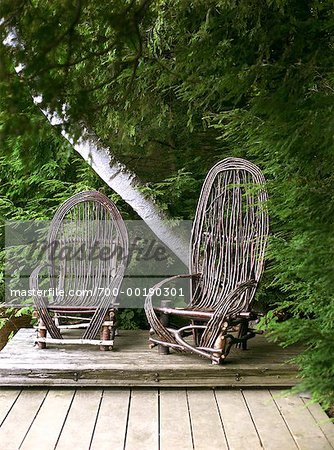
[0,111,131,326]
[118,309,148,330]
[1,0,334,406]
[139,168,200,218]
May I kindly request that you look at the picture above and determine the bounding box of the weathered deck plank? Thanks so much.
[20,390,74,449]
[90,389,130,450]
[303,399,334,447]
[215,389,262,450]
[243,389,298,449]
[124,389,159,450]
[0,387,332,450]
[0,389,46,450]
[0,389,20,425]
[55,389,102,450]
[272,391,333,450]
[159,390,193,450]
[187,389,228,449]
[0,329,300,387]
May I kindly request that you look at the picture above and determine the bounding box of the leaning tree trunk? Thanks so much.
[6,30,189,264]
[39,108,189,266]
[66,128,189,265]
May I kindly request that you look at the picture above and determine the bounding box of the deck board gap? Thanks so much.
[269,389,300,449]
[185,389,195,450]
[89,389,104,449]
[240,389,264,448]
[122,388,132,450]
[18,389,49,449]
[0,389,22,428]
[54,389,76,449]
[213,389,230,450]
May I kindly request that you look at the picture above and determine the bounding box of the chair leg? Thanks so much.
[37,317,47,349]
[192,320,202,346]
[212,321,229,364]
[110,310,117,341]
[157,308,170,355]
[212,333,225,364]
[237,322,249,350]
[155,300,170,355]
[100,311,114,351]
[158,313,170,355]
[54,312,60,328]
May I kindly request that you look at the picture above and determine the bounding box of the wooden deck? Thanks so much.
[0,329,301,387]
[0,387,333,449]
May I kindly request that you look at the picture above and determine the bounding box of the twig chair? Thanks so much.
[30,190,128,350]
[145,158,269,363]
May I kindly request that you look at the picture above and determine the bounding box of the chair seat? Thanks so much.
[154,306,214,320]
[47,306,98,314]
[154,306,256,321]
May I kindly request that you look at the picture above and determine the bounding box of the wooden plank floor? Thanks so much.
[0,329,300,387]
[0,388,332,450]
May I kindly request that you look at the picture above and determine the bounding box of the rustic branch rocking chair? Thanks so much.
[145,158,269,364]
[30,191,128,350]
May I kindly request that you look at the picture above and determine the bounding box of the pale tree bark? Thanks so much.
[5,29,189,265]
[62,127,189,265]
[36,108,190,266]
[38,108,190,267]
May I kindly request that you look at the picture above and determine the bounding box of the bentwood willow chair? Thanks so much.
[145,158,269,364]
[30,191,128,350]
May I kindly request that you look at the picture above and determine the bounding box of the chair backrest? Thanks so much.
[190,158,268,311]
[47,191,128,307]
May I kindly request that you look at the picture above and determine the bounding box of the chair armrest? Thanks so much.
[218,279,256,317]
[145,273,200,303]
[144,273,200,336]
[200,279,257,347]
